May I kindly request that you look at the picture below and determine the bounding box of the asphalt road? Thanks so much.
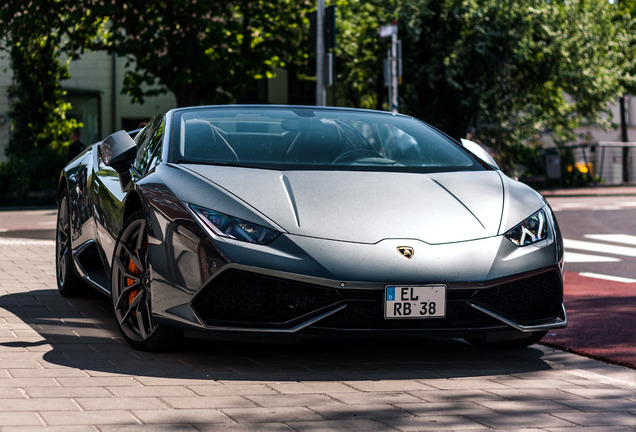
[543,195,636,369]
[547,195,636,282]
[0,208,57,240]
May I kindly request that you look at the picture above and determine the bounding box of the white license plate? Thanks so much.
[384,285,446,319]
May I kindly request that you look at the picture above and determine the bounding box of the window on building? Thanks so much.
[67,90,101,145]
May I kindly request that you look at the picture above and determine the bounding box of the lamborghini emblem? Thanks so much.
[397,246,414,259]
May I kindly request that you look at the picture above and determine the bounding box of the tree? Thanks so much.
[616,0,636,94]
[0,0,314,201]
[615,0,636,142]
[400,0,630,171]
[84,0,313,107]
[0,1,81,203]
[333,0,426,110]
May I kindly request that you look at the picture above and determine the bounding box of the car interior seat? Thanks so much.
[184,120,239,163]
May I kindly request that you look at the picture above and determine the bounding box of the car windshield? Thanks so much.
[169,106,488,173]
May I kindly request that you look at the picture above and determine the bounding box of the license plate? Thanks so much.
[384,285,446,319]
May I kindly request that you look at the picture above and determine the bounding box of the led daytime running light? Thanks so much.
[505,209,548,246]
[190,204,280,245]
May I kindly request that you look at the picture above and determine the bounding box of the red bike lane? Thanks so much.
[542,270,636,369]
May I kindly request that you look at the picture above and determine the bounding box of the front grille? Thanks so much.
[315,289,499,330]
[470,269,563,322]
[191,267,563,330]
[192,269,341,325]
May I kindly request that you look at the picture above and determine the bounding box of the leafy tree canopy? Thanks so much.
[83,0,313,106]
[1,0,634,191]
[0,0,82,202]
[615,0,636,95]
[3,1,314,107]
[0,0,314,201]
[333,0,427,110]
[335,0,632,172]
[404,0,632,169]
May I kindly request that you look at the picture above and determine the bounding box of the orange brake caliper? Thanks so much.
[126,258,141,305]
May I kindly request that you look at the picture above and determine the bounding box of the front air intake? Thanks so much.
[191,269,341,326]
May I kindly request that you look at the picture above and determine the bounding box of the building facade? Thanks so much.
[0,51,306,162]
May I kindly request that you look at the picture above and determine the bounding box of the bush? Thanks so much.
[0,145,68,206]
[0,32,79,207]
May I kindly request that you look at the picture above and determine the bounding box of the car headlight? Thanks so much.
[189,204,281,245]
[504,209,548,246]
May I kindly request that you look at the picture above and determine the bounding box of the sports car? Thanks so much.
[56,105,567,351]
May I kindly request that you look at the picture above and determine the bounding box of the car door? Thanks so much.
[91,115,164,277]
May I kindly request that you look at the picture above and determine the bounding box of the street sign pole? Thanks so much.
[386,49,393,113]
[379,21,399,113]
[316,0,326,106]
[391,24,398,113]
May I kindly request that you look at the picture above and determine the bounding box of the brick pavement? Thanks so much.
[0,211,635,431]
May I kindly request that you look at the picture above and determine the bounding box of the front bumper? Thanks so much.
[148,202,566,340]
[182,265,566,338]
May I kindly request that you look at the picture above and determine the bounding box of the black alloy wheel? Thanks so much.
[111,211,180,351]
[56,189,83,296]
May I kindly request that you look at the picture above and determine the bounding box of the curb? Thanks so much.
[539,187,636,198]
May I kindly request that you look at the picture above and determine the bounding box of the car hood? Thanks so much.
[180,165,513,245]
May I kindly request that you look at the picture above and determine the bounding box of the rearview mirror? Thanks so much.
[100,130,137,174]
[460,139,499,169]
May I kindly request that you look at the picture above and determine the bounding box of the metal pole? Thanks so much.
[316,0,326,106]
[387,49,392,111]
[390,22,398,113]
[599,145,606,181]
[619,95,629,183]
[111,53,117,133]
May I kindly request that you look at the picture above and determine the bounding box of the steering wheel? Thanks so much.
[332,148,383,164]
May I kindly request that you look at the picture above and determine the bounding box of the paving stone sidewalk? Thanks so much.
[0,227,635,431]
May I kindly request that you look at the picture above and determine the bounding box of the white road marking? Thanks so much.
[550,201,636,212]
[0,239,55,246]
[584,234,636,246]
[579,272,636,284]
[564,252,620,263]
[563,238,636,258]
[554,205,624,211]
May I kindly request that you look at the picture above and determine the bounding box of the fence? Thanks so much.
[567,142,636,185]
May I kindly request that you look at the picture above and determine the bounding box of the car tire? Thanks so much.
[56,188,85,297]
[464,330,548,349]
[111,210,182,351]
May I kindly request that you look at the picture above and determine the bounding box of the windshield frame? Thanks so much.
[167,105,492,174]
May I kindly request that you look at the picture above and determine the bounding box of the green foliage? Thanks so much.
[400,0,629,172]
[0,1,82,205]
[0,0,633,202]
[615,0,636,95]
[333,0,427,110]
[334,0,631,176]
[85,0,313,106]
[0,0,316,203]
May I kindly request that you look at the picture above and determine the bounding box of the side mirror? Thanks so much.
[100,130,137,174]
[460,138,499,170]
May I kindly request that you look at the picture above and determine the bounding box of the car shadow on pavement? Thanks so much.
[0,289,554,381]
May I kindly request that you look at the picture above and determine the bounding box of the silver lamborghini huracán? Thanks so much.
[56,105,567,351]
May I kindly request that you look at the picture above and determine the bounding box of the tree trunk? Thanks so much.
[174,84,204,108]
